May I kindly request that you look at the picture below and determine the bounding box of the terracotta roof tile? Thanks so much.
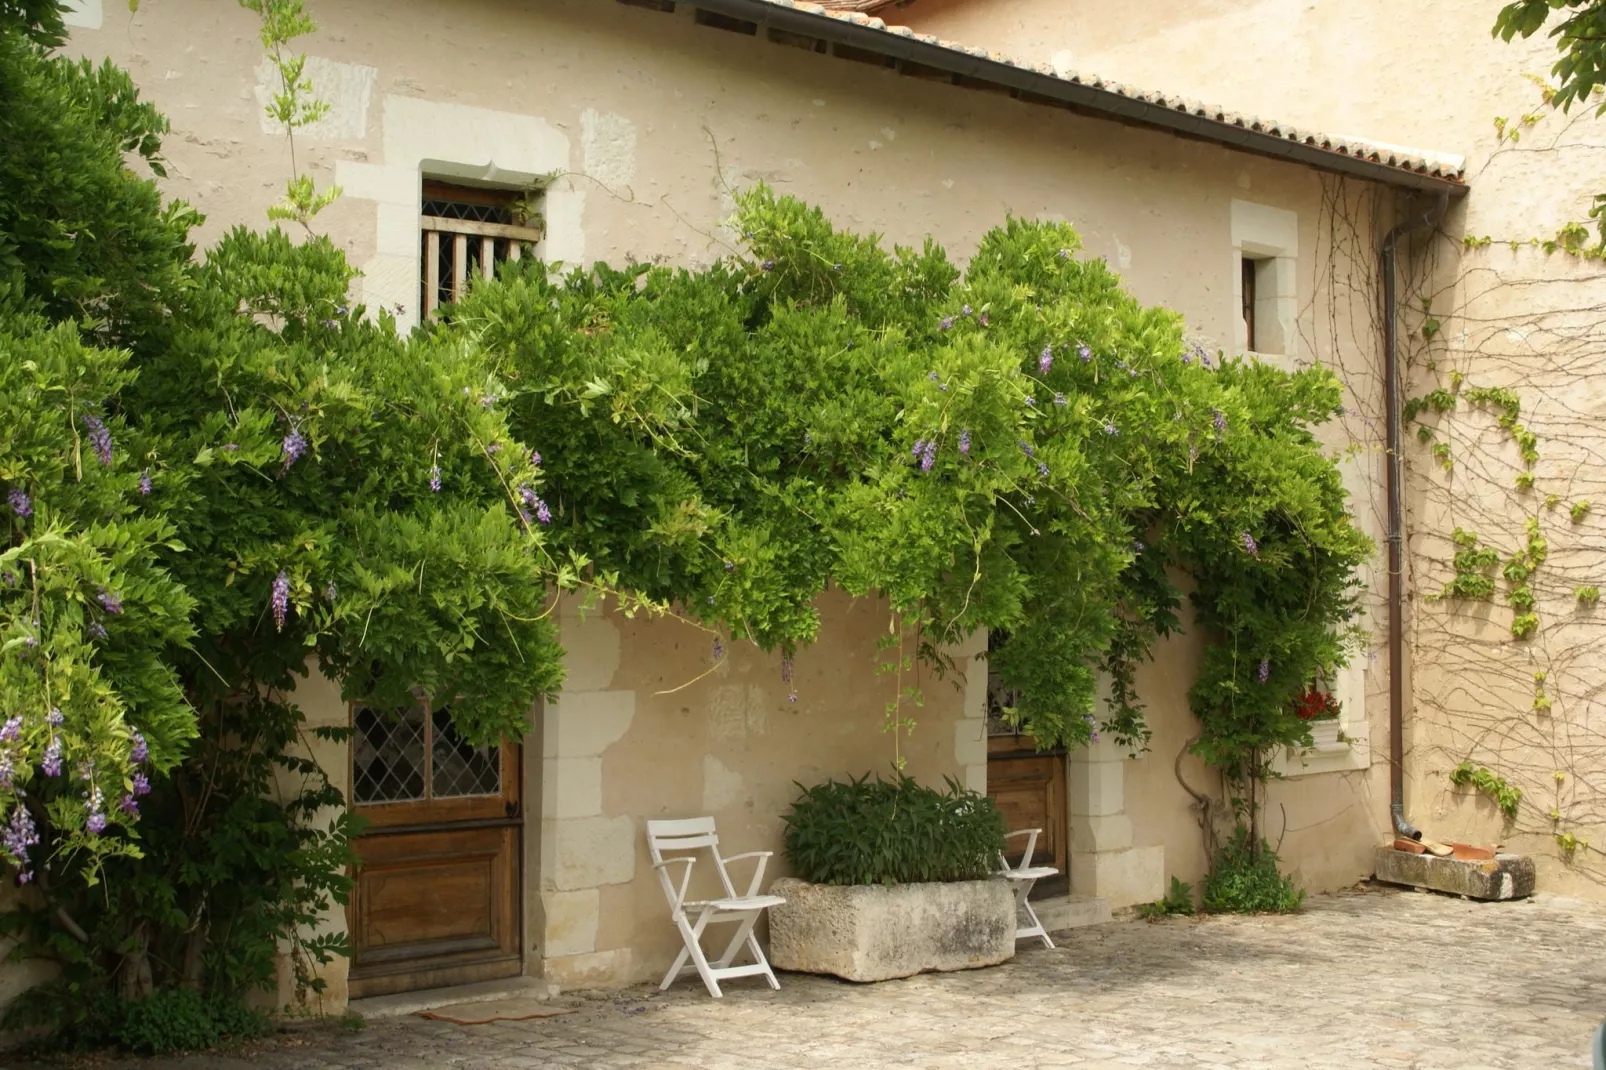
[698,0,1466,184]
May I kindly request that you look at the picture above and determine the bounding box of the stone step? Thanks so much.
[1031,893,1112,932]
[348,975,560,1020]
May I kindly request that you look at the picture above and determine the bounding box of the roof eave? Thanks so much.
[685,0,1469,196]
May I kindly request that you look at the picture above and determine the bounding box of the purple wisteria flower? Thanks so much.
[89,621,107,640]
[97,589,123,615]
[222,443,239,452]
[978,313,989,326]
[1182,351,1192,366]
[1133,540,1145,553]
[1039,347,1053,374]
[761,260,775,272]
[282,429,308,468]
[1078,343,1092,362]
[1212,409,1226,433]
[0,717,19,743]
[0,751,13,791]
[429,466,442,493]
[8,488,30,518]
[962,305,973,317]
[959,430,971,456]
[325,582,338,604]
[711,636,725,660]
[82,415,112,465]
[920,440,937,471]
[41,736,62,777]
[130,731,148,765]
[4,804,38,879]
[1018,440,1035,458]
[1258,658,1271,684]
[911,439,927,461]
[119,794,140,817]
[1038,461,1050,477]
[46,708,62,728]
[1,571,14,587]
[1025,396,1036,407]
[939,315,954,331]
[132,772,150,796]
[1200,353,1213,369]
[1058,248,1071,260]
[723,560,735,572]
[1240,531,1259,556]
[530,450,542,467]
[138,471,152,496]
[1054,393,1067,406]
[271,570,290,631]
[86,810,107,835]
[480,394,498,409]
[1103,422,1119,436]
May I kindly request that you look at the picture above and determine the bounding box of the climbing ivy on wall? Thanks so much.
[1396,21,1606,877]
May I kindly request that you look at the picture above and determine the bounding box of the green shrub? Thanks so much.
[34,988,268,1056]
[1201,826,1305,914]
[1135,875,1196,919]
[782,773,1006,886]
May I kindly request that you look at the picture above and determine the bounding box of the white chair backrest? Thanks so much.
[647,817,738,910]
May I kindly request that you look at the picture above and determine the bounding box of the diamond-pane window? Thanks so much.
[353,705,426,803]
[431,706,502,799]
[420,179,545,317]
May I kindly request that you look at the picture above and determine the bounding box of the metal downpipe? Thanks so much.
[1382,191,1448,841]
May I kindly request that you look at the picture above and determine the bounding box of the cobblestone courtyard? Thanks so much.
[126,888,1606,1069]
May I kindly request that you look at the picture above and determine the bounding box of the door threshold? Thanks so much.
[348,975,559,1020]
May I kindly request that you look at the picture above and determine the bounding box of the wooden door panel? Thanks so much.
[348,826,521,995]
[347,703,524,999]
[986,739,1068,891]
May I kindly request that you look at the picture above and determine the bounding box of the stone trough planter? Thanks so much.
[767,876,1016,983]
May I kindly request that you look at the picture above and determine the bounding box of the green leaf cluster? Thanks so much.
[781,773,1006,885]
[1200,825,1305,914]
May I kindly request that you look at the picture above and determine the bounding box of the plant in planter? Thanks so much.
[1291,686,1346,749]
[770,774,1013,982]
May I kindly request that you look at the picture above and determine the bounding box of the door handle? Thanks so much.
[505,800,519,818]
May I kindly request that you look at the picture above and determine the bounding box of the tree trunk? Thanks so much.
[180,920,208,991]
[118,921,154,1001]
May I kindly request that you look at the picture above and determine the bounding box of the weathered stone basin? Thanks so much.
[767,876,1016,983]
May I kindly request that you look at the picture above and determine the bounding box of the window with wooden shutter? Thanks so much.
[419,180,545,316]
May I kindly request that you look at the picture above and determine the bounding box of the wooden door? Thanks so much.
[986,735,1068,898]
[347,703,523,998]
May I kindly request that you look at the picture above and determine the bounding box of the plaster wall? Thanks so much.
[55,0,1400,985]
[898,0,1606,899]
[534,592,985,987]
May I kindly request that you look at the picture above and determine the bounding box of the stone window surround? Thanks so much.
[334,96,587,336]
[1230,198,1299,360]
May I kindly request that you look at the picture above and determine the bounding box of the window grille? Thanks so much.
[353,702,502,804]
[420,180,544,316]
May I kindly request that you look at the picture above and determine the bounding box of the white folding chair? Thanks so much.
[997,827,1058,949]
[646,817,786,998]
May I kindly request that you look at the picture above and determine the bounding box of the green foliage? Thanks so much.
[1576,585,1599,604]
[1200,826,1304,914]
[1495,2,1606,118]
[781,773,1006,886]
[451,186,1371,755]
[55,988,269,1056]
[1450,761,1522,819]
[0,3,566,1037]
[1571,500,1591,522]
[1135,875,1196,919]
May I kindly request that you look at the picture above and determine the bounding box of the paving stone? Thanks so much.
[54,888,1606,1070]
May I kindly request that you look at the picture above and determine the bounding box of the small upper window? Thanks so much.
[1241,255,1259,353]
[420,180,545,316]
